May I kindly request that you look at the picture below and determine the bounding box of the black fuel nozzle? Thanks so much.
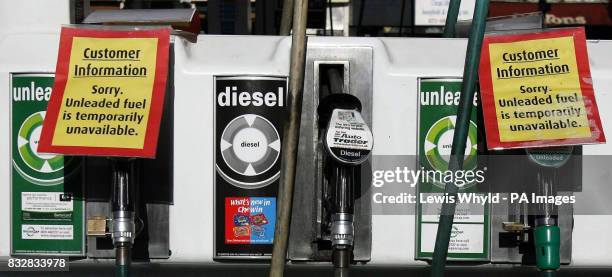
[318,93,373,269]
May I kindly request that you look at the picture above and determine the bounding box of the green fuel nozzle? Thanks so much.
[534,223,561,271]
[529,148,568,275]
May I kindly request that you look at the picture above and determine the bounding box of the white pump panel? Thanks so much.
[1,32,612,265]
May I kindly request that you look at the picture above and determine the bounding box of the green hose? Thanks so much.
[443,0,462,38]
[541,270,556,277]
[429,1,489,277]
[115,244,131,277]
[116,264,130,277]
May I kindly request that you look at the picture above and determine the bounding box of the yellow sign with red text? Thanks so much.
[39,27,170,157]
[479,28,605,149]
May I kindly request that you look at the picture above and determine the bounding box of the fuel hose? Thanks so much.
[429,1,489,277]
[443,0,462,38]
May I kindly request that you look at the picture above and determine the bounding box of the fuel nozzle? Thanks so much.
[533,168,560,275]
[527,147,570,276]
[110,158,137,276]
[318,93,373,270]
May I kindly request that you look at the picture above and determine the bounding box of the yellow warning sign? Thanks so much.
[479,28,605,149]
[489,36,590,142]
[39,27,170,157]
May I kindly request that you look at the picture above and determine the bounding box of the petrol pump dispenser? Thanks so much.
[287,45,374,266]
[487,145,581,275]
[317,93,373,272]
[526,147,576,276]
[285,42,374,267]
[5,3,612,273]
[492,146,578,276]
[25,23,175,276]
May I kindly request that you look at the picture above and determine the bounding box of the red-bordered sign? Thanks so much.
[479,27,605,149]
[38,27,170,158]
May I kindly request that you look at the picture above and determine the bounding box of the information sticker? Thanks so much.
[38,27,170,157]
[479,27,605,149]
[325,108,373,164]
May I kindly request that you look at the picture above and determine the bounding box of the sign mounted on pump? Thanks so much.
[10,73,85,256]
[38,27,170,158]
[479,27,605,149]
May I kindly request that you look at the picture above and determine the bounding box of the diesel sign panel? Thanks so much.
[214,76,287,259]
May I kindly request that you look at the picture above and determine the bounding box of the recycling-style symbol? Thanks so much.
[424,115,478,188]
[218,114,281,189]
[13,111,71,186]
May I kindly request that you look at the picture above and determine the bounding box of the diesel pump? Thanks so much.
[286,47,374,270]
[318,91,373,274]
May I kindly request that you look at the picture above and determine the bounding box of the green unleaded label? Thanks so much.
[11,73,84,256]
[416,78,489,261]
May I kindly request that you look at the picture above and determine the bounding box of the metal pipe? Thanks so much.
[443,0,462,38]
[429,1,489,277]
[279,0,295,35]
[269,0,309,276]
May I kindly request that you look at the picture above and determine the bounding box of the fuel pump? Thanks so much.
[287,47,373,267]
[317,92,373,274]
[527,147,572,277]
[488,145,579,274]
